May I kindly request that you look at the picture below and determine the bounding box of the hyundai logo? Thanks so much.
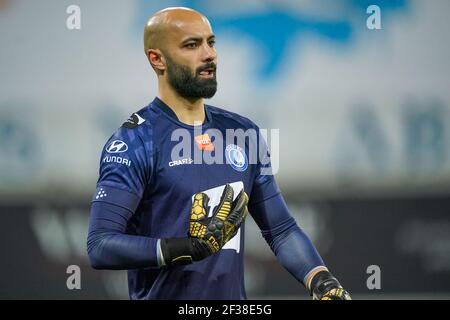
[106,140,128,153]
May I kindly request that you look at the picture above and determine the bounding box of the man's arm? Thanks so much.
[86,121,191,269]
[249,192,325,287]
[87,184,249,269]
[249,122,350,299]
[86,118,162,269]
[249,192,350,299]
[87,197,161,269]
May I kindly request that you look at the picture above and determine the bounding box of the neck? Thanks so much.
[158,81,205,126]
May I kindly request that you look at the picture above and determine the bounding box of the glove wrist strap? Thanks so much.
[160,238,210,266]
[310,270,342,298]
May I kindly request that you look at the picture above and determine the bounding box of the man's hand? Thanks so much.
[160,184,249,266]
[310,270,352,300]
[189,184,248,253]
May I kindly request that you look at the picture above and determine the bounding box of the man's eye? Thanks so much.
[185,43,197,48]
[208,40,216,47]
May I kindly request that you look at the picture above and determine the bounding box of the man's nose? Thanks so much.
[201,42,217,62]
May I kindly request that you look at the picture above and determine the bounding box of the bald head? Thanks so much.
[143,7,218,100]
[143,7,212,54]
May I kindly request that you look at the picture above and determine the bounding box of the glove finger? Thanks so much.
[322,288,351,300]
[214,184,234,221]
[234,190,249,210]
[223,207,248,242]
[223,192,248,241]
[202,193,210,212]
[190,192,209,221]
[233,206,249,231]
[227,191,249,225]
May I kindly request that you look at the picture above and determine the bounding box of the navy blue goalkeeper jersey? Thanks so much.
[92,97,281,299]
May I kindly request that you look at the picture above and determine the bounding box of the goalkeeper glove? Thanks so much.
[160,184,248,266]
[310,270,352,300]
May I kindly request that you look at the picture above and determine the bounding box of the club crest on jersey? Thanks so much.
[225,144,248,172]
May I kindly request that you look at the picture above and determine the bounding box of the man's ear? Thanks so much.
[147,49,166,72]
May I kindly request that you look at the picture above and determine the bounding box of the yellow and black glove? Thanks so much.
[310,270,352,300]
[189,184,248,252]
[160,184,248,266]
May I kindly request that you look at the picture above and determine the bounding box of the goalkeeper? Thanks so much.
[87,7,350,300]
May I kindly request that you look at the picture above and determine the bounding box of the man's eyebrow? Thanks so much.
[181,35,216,44]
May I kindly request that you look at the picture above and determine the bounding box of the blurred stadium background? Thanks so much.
[1,0,450,299]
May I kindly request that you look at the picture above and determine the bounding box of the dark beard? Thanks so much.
[165,54,217,99]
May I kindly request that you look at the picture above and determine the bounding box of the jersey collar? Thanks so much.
[152,97,212,126]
